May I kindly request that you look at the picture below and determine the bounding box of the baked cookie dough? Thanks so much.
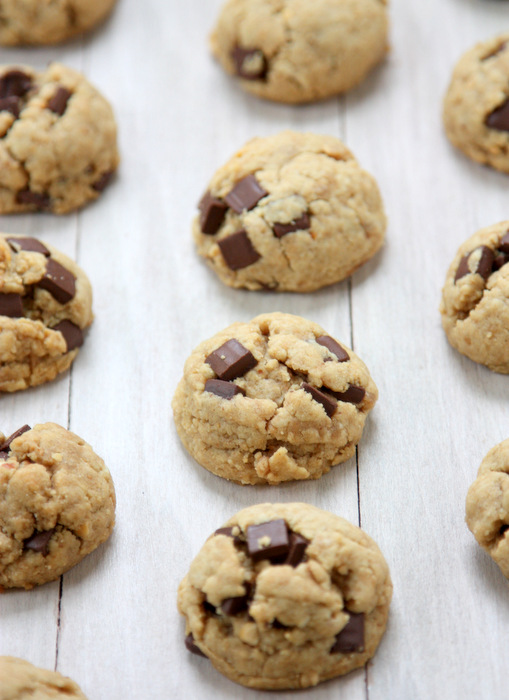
[0,656,88,699]
[0,233,93,392]
[443,33,509,173]
[0,422,115,589]
[0,63,119,214]
[172,312,378,485]
[440,221,509,373]
[0,0,117,46]
[210,0,389,104]
[178,502,392,689]
[466,439,509,578]
[194,131,386,292]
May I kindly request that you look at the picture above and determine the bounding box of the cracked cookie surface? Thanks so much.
[0,423,115,589]
[0,656,88,699]
[194,131,386,292]
[172,312,378,485]
[0,62,118,214]
[0,233,93,392]
[443,33,509,173]
[466,439,509,578]
[440,221,509,373]
[210,0,389,104]
[178,502,392,689]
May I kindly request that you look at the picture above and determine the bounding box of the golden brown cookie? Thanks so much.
[0,657,88,699]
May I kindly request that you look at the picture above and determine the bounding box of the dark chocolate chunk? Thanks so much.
[0,70,32,98]
[0,96,20,118]
[486,98,509,132]
[15,190,50,209]
[221,583,252,616]
[455,246,495,283]
[284,533,308,567]
[316,335,350,362]
[204,378,245,399]
[217,229,261,270]
[330,612,365,654]
[198,191,228,235]
[247,519,289,562]
[203,600,217,615]
[273,213,311,239]
[7,236,50,256]
[185,633,207,658]
[0,425,31,452]
[499,232,509,254]
[214,526,244,546]
[231,46,268,81]
[37,259,76,304]
[23,528,55,556]
[493,252,509,270]
[0,293,23,318]
[50,320,84,352]
[206,339,257,380]
[332,385,366,405]
[224,175,268,213]
[92,170,114,192]
[0,451,8,460]
[47,87,71,116]
[500,524,509,536]
[302,383,337,418]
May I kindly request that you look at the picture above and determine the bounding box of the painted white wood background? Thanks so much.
[1,0,509,697]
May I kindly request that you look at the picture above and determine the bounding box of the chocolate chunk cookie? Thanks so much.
[178,502,392,689]
[440,222,509,373]
[194,131,386,292]
[210,0,389,103]
[443,33,509,173]
[0,234,93,392]
[0,656,88,699]
[172,312,378,484]
[0,423,115,589]
[0,63,119,214]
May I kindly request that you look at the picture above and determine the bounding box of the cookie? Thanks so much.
[178,502,392,689]
[194,131,386,292]
[0,423,115,589]
[172,312,378,485]
[0,0,116,46]
[440,221,509,373]
[210,0,389,104]
[0,657,88,699]
[466,439,509,578]
[0,234,93,392]
[0,63,119,214]
[443,33,509,173]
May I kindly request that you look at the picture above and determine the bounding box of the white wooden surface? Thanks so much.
[1,0,509,697]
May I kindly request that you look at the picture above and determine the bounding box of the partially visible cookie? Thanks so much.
[466,439,509,578]
[0,657,88,699]
[0,423,115,589]
[194,131,386,292]
[0,63,119,214]
[210,0,389,104]
[0,234,93,392]
[172,312,378,485]
[178,502,392,689]
[443,33,509,173]
[440,221,509,373]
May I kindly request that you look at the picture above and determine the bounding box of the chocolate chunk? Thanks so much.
[493,252,509,271]
[198,191,228,235]
[302,383,337,418]
[0,70,32,98]
[499,232,509,254]
[38,259,76,304]
[0,452,8,460]
[206,339,257,380]
[92,171,113,192]
[204,378,245,399]
[500,524,509,536]
[330,612,365,654]
[185,633,207,658]
[284,533,308,567]
[455,246,495,283]
[0,425,31,452]
[221,583,252,616]
[273,213,311,239]
[203,600,217,615]
[486,98,509,132]
[7,236,50,256]
[23,529,55,556]
[0,96,20,118]
[247,519,289,562]
[316,335,350,362]
[214,526,244,546]
[224,175,268,213]
[15,190,50,209]
[231,46,268,81]
[217,229,261,270]
[332,385,366,405]
[47,87,71,116]
[0,293,23,318]
[50,320,84,352]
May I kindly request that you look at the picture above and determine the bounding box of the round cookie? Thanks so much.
[210,0,389,104]
[466,439,509,578]
[0,63,119,214]
[443,33,509,173]
[0,423,115,589]
[0,0,117,46]
[0,657,88,699]
[172,312,378,485]
[178,502,392,690]
[440,221,509,373]
[0,233,93,392]
[194,131,386,292]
